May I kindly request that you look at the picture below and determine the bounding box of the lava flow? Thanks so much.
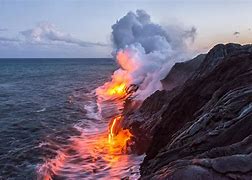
[96,51,136,153]
[96,50,136,101]
[108,116,132,153]
[96,76,128,100]
[97,79,133,153]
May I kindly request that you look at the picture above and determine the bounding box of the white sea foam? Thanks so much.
[35,108,46,113]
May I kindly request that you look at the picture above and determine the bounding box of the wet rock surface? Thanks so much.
[124,43,252,179]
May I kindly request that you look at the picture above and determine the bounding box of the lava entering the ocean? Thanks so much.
[96,78,128,100]
[108,116,132,153]
[108,83,126,97]
[96,50,136,101]
[95,51,137,153]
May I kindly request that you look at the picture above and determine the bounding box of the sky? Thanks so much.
[0,0,251,58]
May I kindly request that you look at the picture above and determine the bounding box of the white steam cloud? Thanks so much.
[111,10,196,100]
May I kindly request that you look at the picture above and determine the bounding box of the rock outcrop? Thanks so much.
[124,43,252,179]
[161,54,205,91]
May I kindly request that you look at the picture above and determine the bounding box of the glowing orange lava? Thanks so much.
[38,50,138,179]
[95,51,134,151]
[108,116,132,153]
[96,77,128,100]
[108,83,126,96]
[96,50,137,100]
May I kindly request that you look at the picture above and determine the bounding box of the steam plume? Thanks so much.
[98,10,196,100]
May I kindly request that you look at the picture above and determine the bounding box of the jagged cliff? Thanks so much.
[161,54,206,91]
[124,43,252,179]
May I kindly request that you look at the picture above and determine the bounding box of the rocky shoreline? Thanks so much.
[123,43,252,179]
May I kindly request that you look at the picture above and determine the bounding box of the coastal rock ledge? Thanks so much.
[124,43,252,179]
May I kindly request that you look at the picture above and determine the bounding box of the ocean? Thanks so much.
[0,59,142,179]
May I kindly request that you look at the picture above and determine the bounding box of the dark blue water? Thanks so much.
[0,59,107,178]
[0,59,142,180]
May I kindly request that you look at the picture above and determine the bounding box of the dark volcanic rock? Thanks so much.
[124,43,252,179]
[161,54,205,91]
[192,43,252,79]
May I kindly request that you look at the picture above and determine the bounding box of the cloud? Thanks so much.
[0,36,20,43]
[233,31,240,36]
[0,28,8,32]
[20,22,108,47]
[0,27,19,43]
[0,22,111,58]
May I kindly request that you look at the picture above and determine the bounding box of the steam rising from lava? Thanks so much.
[95,10,196,153]
[96,9,196,100]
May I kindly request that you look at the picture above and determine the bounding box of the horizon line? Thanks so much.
[0,57,114,59]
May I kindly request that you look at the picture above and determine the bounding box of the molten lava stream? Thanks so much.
[96,78,133,152]
[38,102,133,179]
[96,82,127,101]
[108,116,132,154]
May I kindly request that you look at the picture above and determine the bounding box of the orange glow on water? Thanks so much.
[95,51,134,154]
[37,98,134,179]
[38,126,134,179]
[38,110,134,178]
[37,50,140,179]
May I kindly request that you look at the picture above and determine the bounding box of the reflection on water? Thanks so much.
[37,126,142,180]
[0,58,143,179]
[37,91,143,180]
